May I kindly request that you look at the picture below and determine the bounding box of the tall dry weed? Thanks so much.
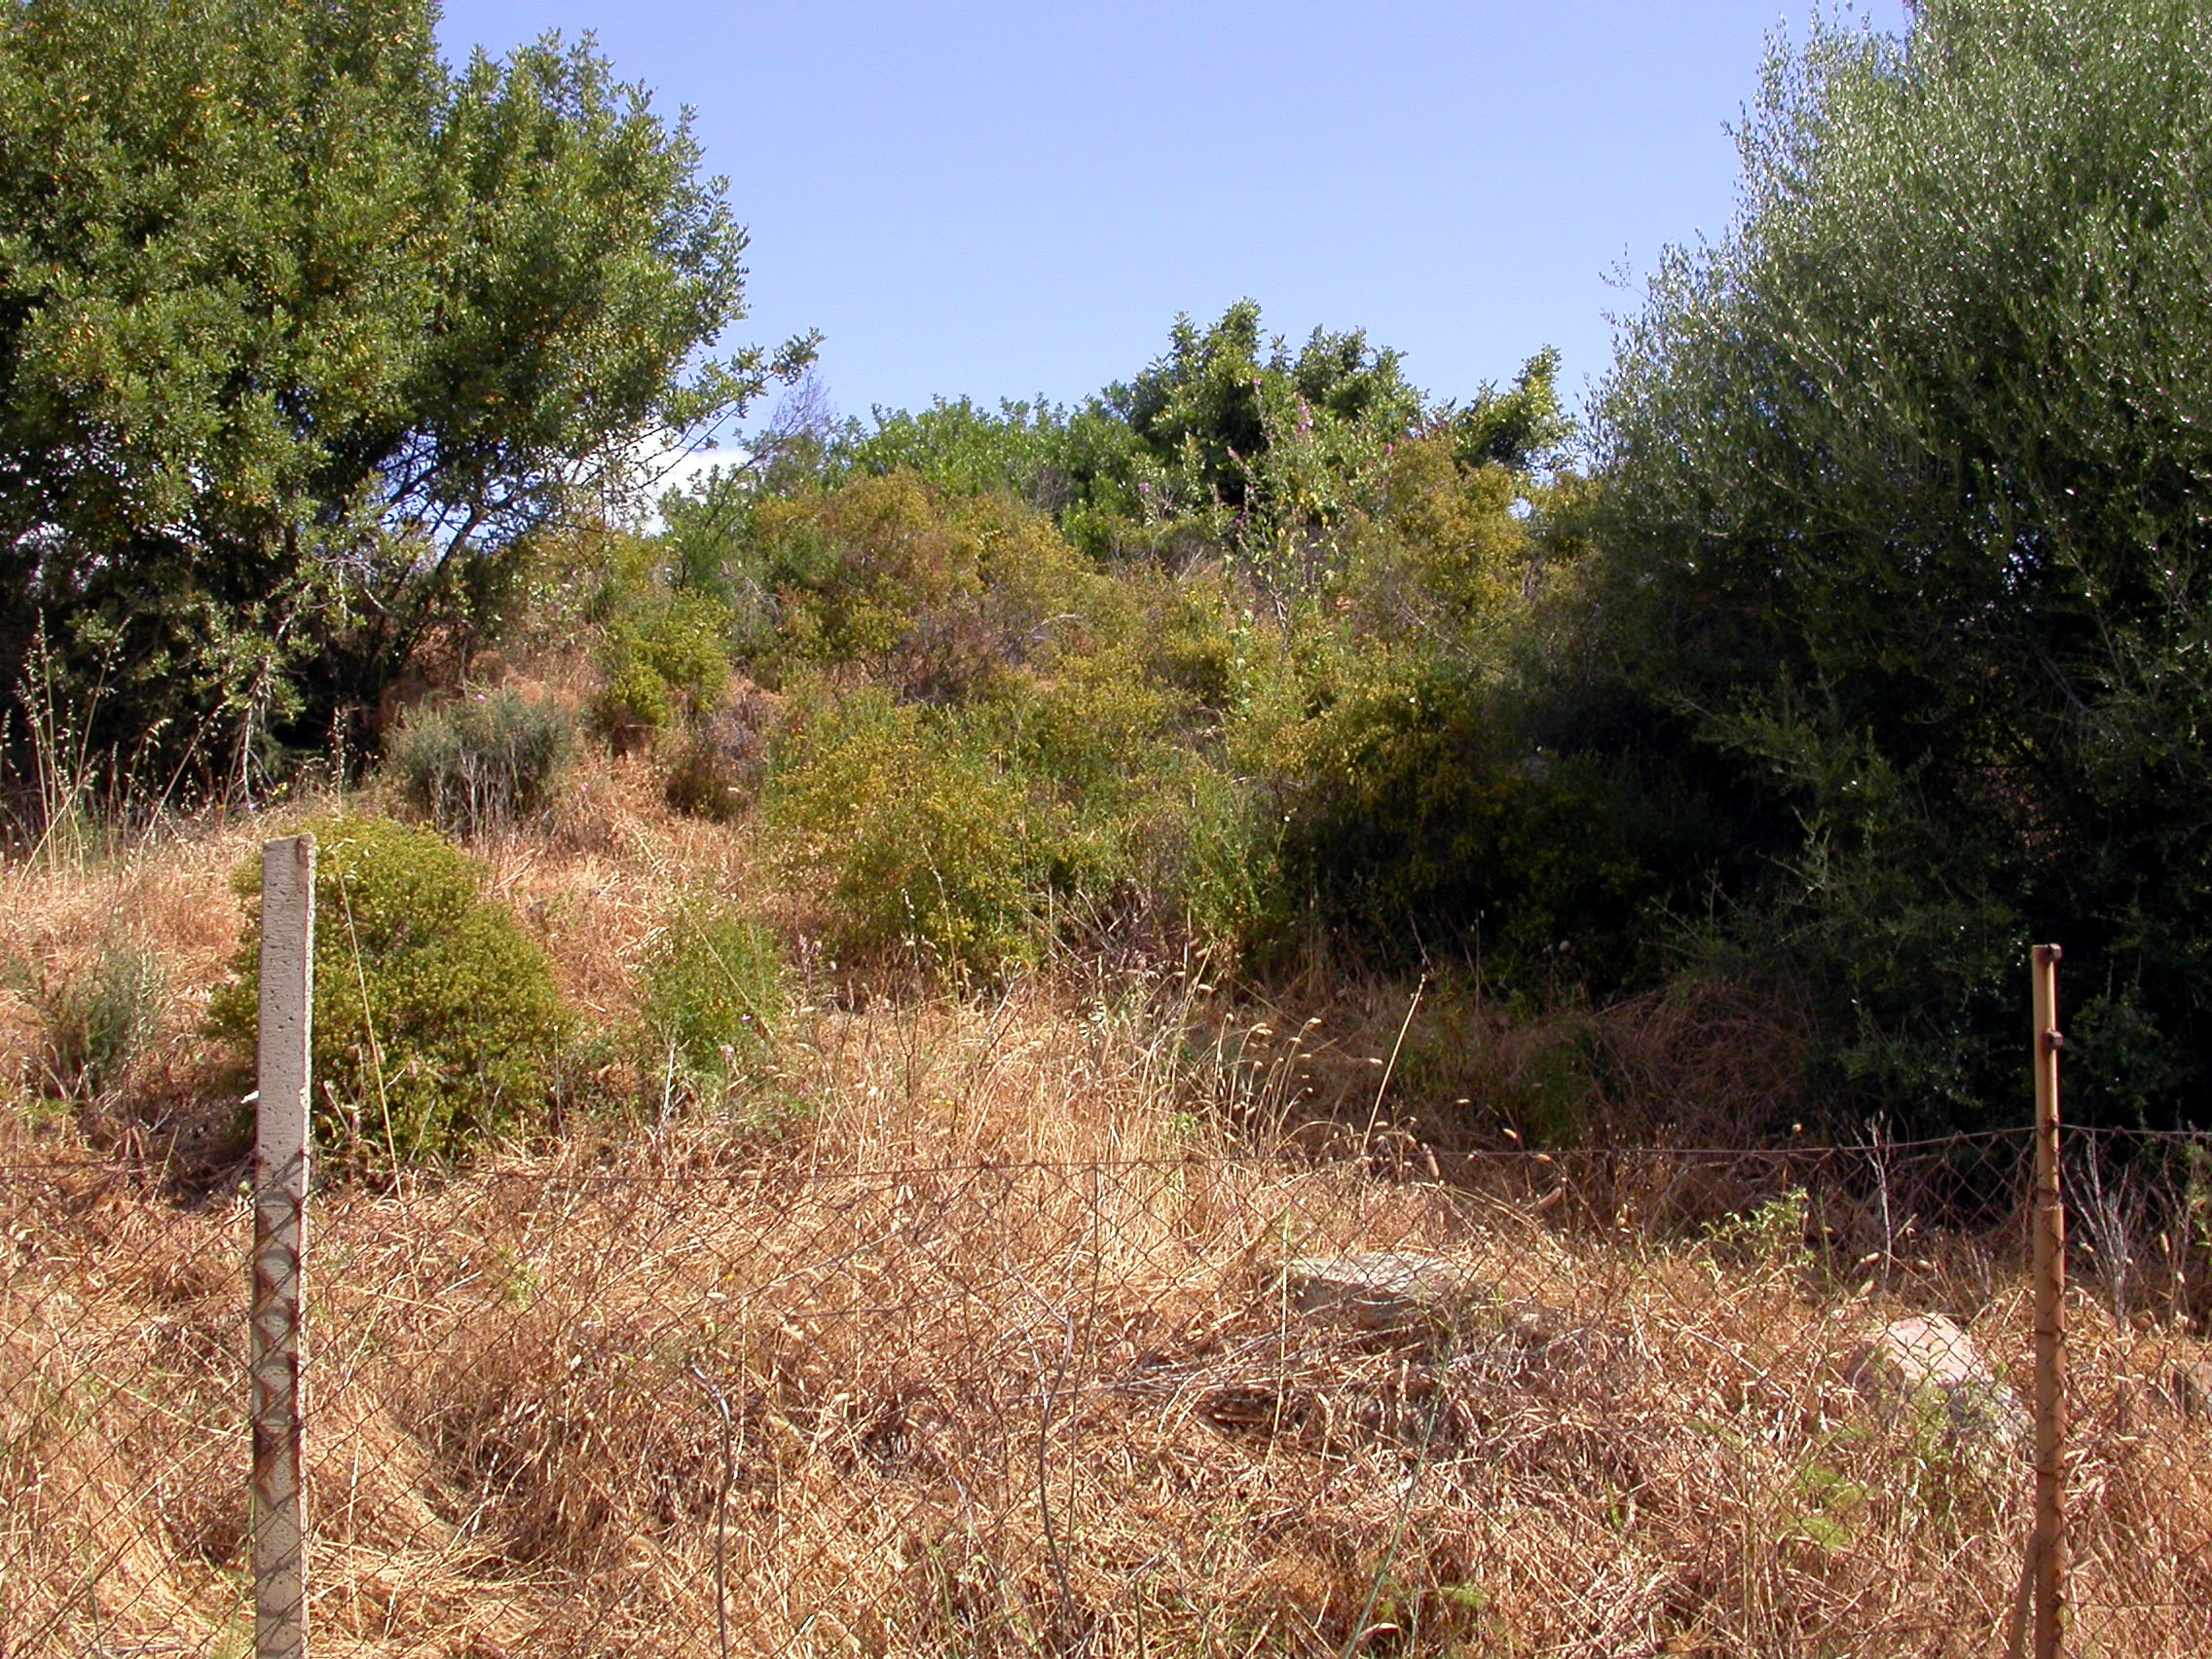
[2,794,2208,1656]
[6,977,2211,1656]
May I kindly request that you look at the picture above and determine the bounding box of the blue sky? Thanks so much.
[434,2,1908,432]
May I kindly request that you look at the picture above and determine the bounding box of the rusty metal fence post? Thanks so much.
[252,835,315,1659]
[2030,943,2067,1659]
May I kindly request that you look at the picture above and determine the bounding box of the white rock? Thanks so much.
[1846,1313,2030,1449]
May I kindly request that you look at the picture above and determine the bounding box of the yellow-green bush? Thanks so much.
[1259,655,1670,988]
[1118,751,1276,950]
[747,473,1113,701]
[765,685,1040,979]
[1350,431,1535,642]
[208,816,568,1169]
[761,658,1270,980]
[638,899,786,1101]
[591,589,733,747]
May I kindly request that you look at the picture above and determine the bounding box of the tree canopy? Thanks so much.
[0,0,804,796]
[1589,0,2212,1125]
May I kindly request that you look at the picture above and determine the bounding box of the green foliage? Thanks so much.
[1706,1188,1814,1272]
[1448,348,1571,473]
[1590,0,2212,1126]
[646,303,1624,1000]
[1082,301,1438,597]
[387,688,576,836]
[831,396,1072,508]
[208,816,567,1168]
[744,473,1104,701]
[1202,406,1695,991]
[637,901,786,1099]
[1267,663,1672,989]
[996,657,1275,950]
[14,937,166,1105]
[717,461,1291,977]
[0,1,807,799]
[591,590,734,744]
[1119,748,1276,951]
[765,687,1041,978]
[1122,300,1424,515]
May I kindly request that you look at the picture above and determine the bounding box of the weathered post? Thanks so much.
[2030,943,2066,1659]
[252,835,314,1659]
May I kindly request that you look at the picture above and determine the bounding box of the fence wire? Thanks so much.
[5,1128,2210,1657]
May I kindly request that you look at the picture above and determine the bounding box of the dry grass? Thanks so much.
[4,793,2211,1657]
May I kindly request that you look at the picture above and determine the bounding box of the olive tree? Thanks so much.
[1592,0,2212,1126]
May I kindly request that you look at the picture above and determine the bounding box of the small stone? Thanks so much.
[1280,1253,1484,1334]
[2159,1358,2212,1423]
[1846,1313,2030,1449]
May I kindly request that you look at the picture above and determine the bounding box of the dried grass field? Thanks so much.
[5,778,2211,1657]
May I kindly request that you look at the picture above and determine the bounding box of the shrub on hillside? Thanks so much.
[208,816,567,1169]
[745,473,1108,702]
[764,670,1268,977]
[12,936,167,1108]
[590,590,734,750]
[387,688,576,837]
[991,658,1270,955]
[638,901,786,1102]
[765,687,1039,979]
[1258,657,1685,992]
[1589,0,2212,1127]
[1119,752,1275,953]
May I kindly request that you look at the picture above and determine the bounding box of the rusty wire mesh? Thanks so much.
[5,1128,2211,1657]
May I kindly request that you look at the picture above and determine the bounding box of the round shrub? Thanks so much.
[590,590,734,750]
[765,686,1038,979]
[208,815,568,1169]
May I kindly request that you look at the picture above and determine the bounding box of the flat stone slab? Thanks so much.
[1280,1253,1485,1334]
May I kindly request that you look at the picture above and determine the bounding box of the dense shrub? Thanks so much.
[765,687,1040,978]
[745,473,1106,701]
[208,816,567,1168]
[1266,664,1671,989]
[1117,750,1275,951]
[764,676,1269,978]
[591,590,734,749]
[13,936,166,1106]
[638,901,786,1100]
[650,306,1655,1040]
[387,688,576,837]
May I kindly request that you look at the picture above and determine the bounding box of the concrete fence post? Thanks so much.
[252,835,314,1659]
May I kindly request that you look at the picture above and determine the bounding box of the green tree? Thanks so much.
[1591,0,2212,1127]
[0,0,808,803]
[1096,301,1430,593]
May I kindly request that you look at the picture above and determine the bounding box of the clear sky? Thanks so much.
[433,1,1909,431]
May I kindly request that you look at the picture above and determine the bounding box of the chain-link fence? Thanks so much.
[6,1127,2211,1656]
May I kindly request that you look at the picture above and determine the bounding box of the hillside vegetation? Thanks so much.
[9,5,2212,1654]
[13,1,2212,1138]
